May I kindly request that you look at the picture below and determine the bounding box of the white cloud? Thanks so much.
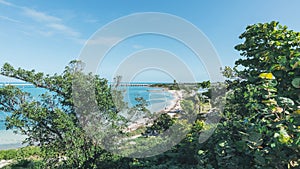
[0,15,23,24]
[22,8,81,39]
[47,23,80,37]
[0,0,81,41]
[0,0,13,6]
[22,7,61,23]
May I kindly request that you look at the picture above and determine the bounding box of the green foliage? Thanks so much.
[234,21,300,100]
[0,149,18,160]
[169,79,180,90]
[221,66,235,79]
[134,97,150,113]
[2,159,45,169]
[197,80,211,89]
[0,147,43,169]
[130,116,205,169]
[0,147,41,160]
[0,21,299,168]
[181,100,194,113]
[111,75,128,113]
[196,21,300,168]
[149,81,180,90]
[126,97,151,123]
[0,60,125,168]
[143,114,175,136]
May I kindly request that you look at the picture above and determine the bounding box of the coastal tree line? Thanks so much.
[0,21,299,168]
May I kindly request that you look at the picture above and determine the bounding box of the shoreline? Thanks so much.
[125,89,183,131]
[0,87,184,145]
[162,89,183,113]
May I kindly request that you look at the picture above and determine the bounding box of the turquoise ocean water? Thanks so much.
[0,83,173,149]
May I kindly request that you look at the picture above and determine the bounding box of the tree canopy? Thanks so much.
[0,21,299,168]
[198,21,300,168]
[0,61,128,168]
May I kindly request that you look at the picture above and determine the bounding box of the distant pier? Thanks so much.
[118,83,150,87]
[115,82,201,87]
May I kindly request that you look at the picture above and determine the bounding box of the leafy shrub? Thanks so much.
[0,146,41,160]
[197,21,300,168]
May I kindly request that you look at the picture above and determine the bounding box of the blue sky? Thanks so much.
[1,0,300,82]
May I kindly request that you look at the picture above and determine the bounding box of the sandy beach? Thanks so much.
[125,89,183,131]
[0,160,13,168]
[163,90,183,114]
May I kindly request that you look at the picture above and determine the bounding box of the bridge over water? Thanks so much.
[118,83,151,87]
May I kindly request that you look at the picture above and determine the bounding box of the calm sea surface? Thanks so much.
[0,83,173,149]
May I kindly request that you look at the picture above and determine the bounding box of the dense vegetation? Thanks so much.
[149,80,210,91]
[0,147,41,161]
[0,21,299,168]
[194,21,300,169]
[0,61,130,168]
